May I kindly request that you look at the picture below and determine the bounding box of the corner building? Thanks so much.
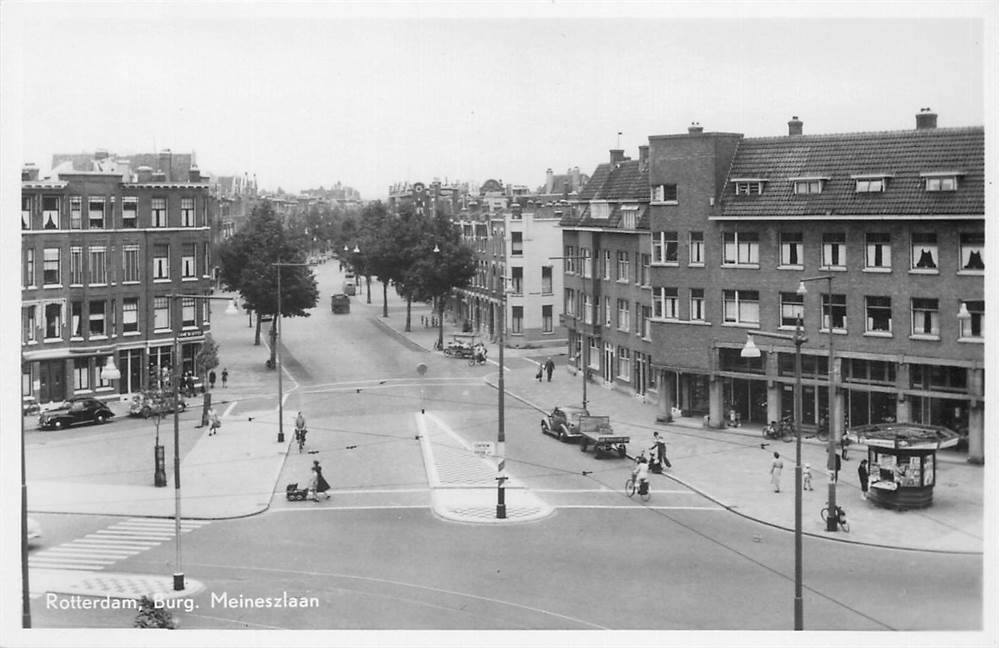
[648,112,984,462]
[21,164,215,405]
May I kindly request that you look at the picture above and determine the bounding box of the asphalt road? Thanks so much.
[26,262,984,631]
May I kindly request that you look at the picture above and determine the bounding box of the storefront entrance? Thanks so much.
[38,359,66,403]
[723,377,767,425]
[118,348,144,394]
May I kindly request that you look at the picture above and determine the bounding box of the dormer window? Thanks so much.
[733,179,766,196]
[852,174,891,193]
[621,205,638,230]
[921,171,961,192]
[791,177,828,195]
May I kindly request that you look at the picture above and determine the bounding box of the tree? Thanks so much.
[194,333,220,383]
[216,202,319,358]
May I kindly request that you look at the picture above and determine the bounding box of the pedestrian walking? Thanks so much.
[208,407,220,436]
[769,451,784,493]
[830,450,842,483]
[650,431,670,469]
[209,370,217,390]
[858,459,870,500]
[310,460,331,502]
[535,363,543,382]
[802,463,813,491]
[544,357,555,382]
[221,367,229,388]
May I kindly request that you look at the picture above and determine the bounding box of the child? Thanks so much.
[803,463,813,491]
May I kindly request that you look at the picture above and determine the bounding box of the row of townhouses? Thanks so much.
[442,109,984,462]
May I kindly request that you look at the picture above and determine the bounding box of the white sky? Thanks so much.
[3,2,993,199]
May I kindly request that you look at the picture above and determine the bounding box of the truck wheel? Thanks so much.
[541,421,549,435]
[52,419,64,430]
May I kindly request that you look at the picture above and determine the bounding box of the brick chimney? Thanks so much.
[788,116,803,136]
[688,122,704,134]
[916,107,937,130]
[158,149,172,181]
[610,149,626,165]
[136,166,153,182]
[189,165,201,182]
[21,163,39,181]
[639,145,649,170]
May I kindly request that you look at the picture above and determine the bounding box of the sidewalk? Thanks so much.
[377,296,984,554]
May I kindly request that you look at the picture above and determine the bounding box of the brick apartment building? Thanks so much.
[21,160,216,405]
[560,147,654,396]
[645,111,984,461]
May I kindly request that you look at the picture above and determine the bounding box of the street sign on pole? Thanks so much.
[473,441,495,457]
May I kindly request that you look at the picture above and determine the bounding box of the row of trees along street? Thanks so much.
[216,200,476,360]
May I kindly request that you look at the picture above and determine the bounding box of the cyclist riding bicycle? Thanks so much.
[294,411,307,442]
[631,455,650,495]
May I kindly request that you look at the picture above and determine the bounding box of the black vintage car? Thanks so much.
[38,397,115,430]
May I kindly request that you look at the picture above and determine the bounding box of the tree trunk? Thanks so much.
[382,282,389,318]
[405,296,412,332]
[365,275,372,304]
[254,311,262,345]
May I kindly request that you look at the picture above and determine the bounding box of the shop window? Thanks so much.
[779,232,802,267]
[959,233,984,271]
[723,232,758,266]
[843,359,896,385]
[911,233,938,271]
[910,364,967,393]
[780,292,803,328]
[723,289,759,325]
[778,353,828,379]
[865,296,892,334]
[718,347,765,374]
[959,300,984,339]
[821,233,846,269]
[865,233,891,270]
[74,358,91,391]
[911,298,939,337]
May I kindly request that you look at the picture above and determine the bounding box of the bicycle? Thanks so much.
[821,502,850,532]
[625,476,651,502]
[295,428,307,453]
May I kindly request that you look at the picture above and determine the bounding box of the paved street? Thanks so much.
[24,259,985,631]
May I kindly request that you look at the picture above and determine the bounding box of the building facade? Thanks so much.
[561,148,654,397]
[21,163,216,405]
[646,111,985,461]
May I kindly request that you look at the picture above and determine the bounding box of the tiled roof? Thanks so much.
[719,127,984,219]
[562,159,649,229]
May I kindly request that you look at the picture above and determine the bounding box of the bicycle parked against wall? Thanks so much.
[821,502,849,532]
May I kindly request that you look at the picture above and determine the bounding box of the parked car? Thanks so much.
[540,405,590,442]
[38,397,115,430]
[330,293,351,314]
[22,396,40,416]
[129,391,187,418]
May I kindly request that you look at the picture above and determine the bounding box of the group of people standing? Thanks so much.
[768,449,870,500]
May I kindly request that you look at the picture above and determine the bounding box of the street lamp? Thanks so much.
[272,261,309,443]
[496,275,512,519]
[796,275,839,532]
[169,293,239,591]
[742,318,806,631]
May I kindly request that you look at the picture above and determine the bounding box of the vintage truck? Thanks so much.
[330,293,351,314]
[577,415,629,458]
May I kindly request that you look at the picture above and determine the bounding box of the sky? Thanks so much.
[2,2,993,200]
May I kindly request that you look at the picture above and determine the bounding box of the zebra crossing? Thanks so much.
[29,518,210,572]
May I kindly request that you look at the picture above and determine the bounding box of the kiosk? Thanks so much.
[846,423,961,510]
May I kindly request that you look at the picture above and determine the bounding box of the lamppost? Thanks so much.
[272,261,309,443]
[496,275,510,518]
[168,293,238,591]
[741,318,806,631]
[796,275,839,532]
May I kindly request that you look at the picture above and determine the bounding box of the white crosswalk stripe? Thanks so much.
[28,518,210,572]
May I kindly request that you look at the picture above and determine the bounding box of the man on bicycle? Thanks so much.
[294,411,307,443]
